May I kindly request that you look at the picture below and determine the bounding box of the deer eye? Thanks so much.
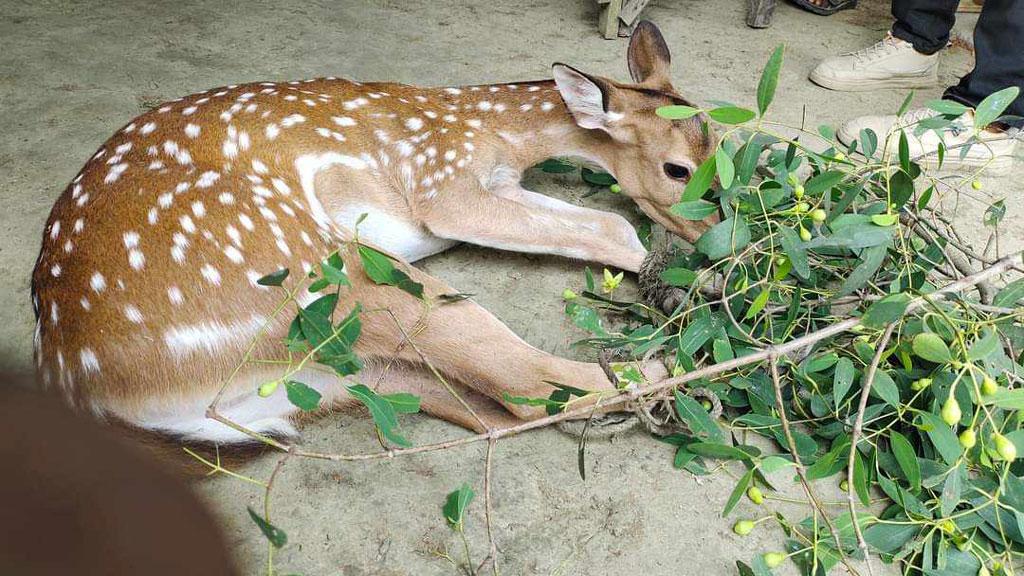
[663,162,690,181]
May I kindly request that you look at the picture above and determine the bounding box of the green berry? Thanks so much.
[764,552,787,568]
[834,152,846,162]
[939,519,956,535]
[609,183,622,194]
[981,375,999,396]
[959,428,977,449]
[747,486,764,505]
[733,520,755,536]
[941,397,962,427]
[562,288,578,301]
[972,180,983,190]
[911,377,933,391]
[258,381,279,397]
[810,208,827,223]
[994,433,1017,461]
[839,479,849,492]
[799,225,812,242]
[701,399,712,411]
[795,202,810,213]
[793,184,805,200]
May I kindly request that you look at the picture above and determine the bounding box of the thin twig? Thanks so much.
[477,438,499,576]
[846,323,896,576]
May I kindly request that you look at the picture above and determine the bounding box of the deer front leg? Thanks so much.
[421,178,648,272]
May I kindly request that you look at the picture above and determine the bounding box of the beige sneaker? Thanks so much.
[836,107,1018,175]
[810,33,939,91]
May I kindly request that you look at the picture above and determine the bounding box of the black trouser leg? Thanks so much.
[890,0,958,55]
[943,1,1024,120]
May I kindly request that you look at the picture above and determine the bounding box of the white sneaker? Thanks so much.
[810,33,939,91]
[836,107,1018,175]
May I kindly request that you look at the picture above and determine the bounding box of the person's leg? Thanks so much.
[890,0,959,55]
[944,1,1024,121]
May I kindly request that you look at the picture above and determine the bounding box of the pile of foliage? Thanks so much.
[549,46,1024,576]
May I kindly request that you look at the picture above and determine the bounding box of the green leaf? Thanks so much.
[346,383,411,447]
[442,483,475,530]
[756,45,784,116]
[861,292,911,329]
[760,455,794,474]
[284,380,322,412]
[537,158,577,173]
[897,91,915,116]
[248,507,287,548]
[898,130,910,174]
[777,225,809,279]
[320,252,350,286]
[940,463,964,517]
[565,301,607,336]
[723,468,754,517]
[357,244,424,299]
[912,332,953,363]
[833,357,855,407]
[968,330,1000,361]
[735,140,764,185]
[863,521,918,553]
[974,86,1020,129]
[870,214,898,227]
[993,277,1024,308]
[871,370,901,408]
[381,392,421,414]
[853,451,871,507]
[917,411,962,465]
[682,155,717,202]
[890,431,921,492]
[926,99,970,117]
[680,316,714,355]
[890,169,915,208]
[581,167,616,186]
[804,170,845,196]
[257,268,290,287]
[671,199,719,220]
[688,442,753,461]
[660,267,698,287]
[983,388,1024,410]
[859,128,878,159]
[674,389,724,442]
[656,105,701,120]
[835,245,887,298]
[708,106,756,125]
[715,145,735,187]
[744,289,770,320]
[695,216,751,260]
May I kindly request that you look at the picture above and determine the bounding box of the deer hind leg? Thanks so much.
[345,245,625,421]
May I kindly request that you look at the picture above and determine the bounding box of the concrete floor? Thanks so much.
[1,0,1020,574]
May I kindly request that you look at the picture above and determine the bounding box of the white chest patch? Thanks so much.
[332,205,457,262]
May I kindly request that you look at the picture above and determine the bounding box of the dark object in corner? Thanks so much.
[0,378,240,576]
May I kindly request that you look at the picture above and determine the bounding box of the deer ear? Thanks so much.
[552,64,613,131]
[627,20,672,88]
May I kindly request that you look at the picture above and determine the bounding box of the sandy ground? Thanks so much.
[1,0,1019,574]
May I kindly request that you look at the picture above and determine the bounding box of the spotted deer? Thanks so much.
[31,22,714,442]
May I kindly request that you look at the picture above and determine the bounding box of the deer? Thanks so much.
[31,21,715,443]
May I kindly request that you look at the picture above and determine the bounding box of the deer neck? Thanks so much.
[483,81,616,175]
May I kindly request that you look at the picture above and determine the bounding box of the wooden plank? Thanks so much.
[618,0,651,26]
[598,0,622,39]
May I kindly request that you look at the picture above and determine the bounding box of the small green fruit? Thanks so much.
[972,179,983,190]
[911,377,933,391]
[733,520,755,536]
[793,184,805,199]
[939,519,956,535]
[258,381,279,397]
[562,288,578,301]
[795,202,810,213]
[799,225,812,242]
[979,565,991,576]
[810,208,827,223]
[981,375,998,396]
[839,479,849,492]
[959,428,977,449]
[701,399,712,411]
[747,486,764,505]
[993,433,1017,461]
[764,552,787,568]
[941,397,962,427]
[834,152,846,162]
[609,183,622,194]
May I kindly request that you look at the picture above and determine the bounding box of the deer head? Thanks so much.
[552,21,717,244]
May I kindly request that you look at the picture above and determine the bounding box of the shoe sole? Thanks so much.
[836,127,1015,176]
[809,68,938,92]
